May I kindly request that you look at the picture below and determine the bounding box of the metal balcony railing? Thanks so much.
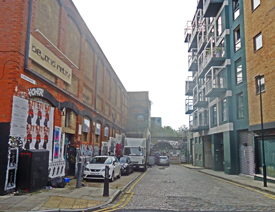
[185,76,195,96]
[185,97,194,114]
[188,49,198,72]
[198,36,226,77]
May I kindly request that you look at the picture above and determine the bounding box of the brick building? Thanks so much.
[244,0,275,180]
[0,0,131,194]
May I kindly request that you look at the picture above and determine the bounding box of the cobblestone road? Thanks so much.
[106,165,275,211]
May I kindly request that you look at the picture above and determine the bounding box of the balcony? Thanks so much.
[197,0,203,9]
[205,67,227,97]
[203,0,224,17]
[185,97,194,114]
[185,76,195,96]
[184,21,192,43]
[198,36,226,78]
[190,109,209,132]
[185,9,203,52]
[188,49,198,72]
[189,113,194,131]
[193,85,208,108]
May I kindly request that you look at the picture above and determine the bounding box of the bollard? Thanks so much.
[76,162,82,188]
[103,165,109,196]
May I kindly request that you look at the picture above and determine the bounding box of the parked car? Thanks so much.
[83,156,121,182]
[119,156,134,175]
[157,156,170,166]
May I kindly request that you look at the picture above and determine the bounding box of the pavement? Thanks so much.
[1,164,275,212]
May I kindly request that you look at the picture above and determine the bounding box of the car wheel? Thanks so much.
[126,167,130,175]
[110,172,114,182]
[131,166,134,173]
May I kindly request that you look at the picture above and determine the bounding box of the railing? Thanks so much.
[185,97,193,113]
[205,76,226,94]
[198,36,226,76]
[188,49,198,70]
[185,76,195,95]
[184,21,192,42]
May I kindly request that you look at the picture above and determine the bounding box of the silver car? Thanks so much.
[157,156,170,166]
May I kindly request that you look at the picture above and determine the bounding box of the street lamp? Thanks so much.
[254,74,267,187]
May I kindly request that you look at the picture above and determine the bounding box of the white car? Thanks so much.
[83,156,121,182]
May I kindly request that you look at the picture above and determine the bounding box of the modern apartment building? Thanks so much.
[244,0,275,180]
[184,0,251,175]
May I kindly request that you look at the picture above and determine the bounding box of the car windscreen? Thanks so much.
[119,157,127,163]
[90,157,112,164]
[124,147,143,156]
[160,156,168,159]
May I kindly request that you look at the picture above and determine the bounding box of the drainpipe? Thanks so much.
[24,0,33,70]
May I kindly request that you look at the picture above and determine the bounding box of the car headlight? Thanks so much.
[85,168,89,171]
[101,168,105,172]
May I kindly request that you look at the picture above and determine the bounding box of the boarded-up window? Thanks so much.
[96,95,103,112]
[105,71,111,99]
[66,17,80,67]
[117,87,121,108]
[34,0,60,46]
[31,61,56,84]
[97,61,104,93]
[105,103,110,117]
[112,79,116,104]
[64,75,79,96]
[84,42,94,82]
[83,84,93,105]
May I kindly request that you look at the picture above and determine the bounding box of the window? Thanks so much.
[256,76,265,94]
[222,99,227,122]
[195,137,198,144]
[199,137,203,144]
[234,26,241,52]
[252,0,260,11]
[254,33,263,51]
[217,16,222,36]
[212,105,217,126]
[235,58,243,84]
[195,154,198,160]
[199,154,202,161]
[233,0,240,20]
[237,93,244,119]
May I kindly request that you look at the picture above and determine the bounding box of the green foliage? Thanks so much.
[151,124,188,137]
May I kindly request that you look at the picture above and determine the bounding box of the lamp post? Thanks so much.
[254,74,267,187]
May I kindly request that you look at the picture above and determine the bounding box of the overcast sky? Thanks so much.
[73,0,198,130]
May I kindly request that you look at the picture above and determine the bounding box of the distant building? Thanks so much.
[126,92,151,138]
[151,117,162,128]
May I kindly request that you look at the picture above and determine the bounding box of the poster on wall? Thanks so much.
[101,142,108,155]
[53,126,62,161]
[10,96,28,137]
[23,99,54,161]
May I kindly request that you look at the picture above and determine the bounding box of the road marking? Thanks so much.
[199,171,275,200]
[93,170,149,212]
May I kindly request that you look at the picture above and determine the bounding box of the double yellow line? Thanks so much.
[94,170,148,212]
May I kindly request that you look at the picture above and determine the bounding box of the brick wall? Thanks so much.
[244,1,275,126]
